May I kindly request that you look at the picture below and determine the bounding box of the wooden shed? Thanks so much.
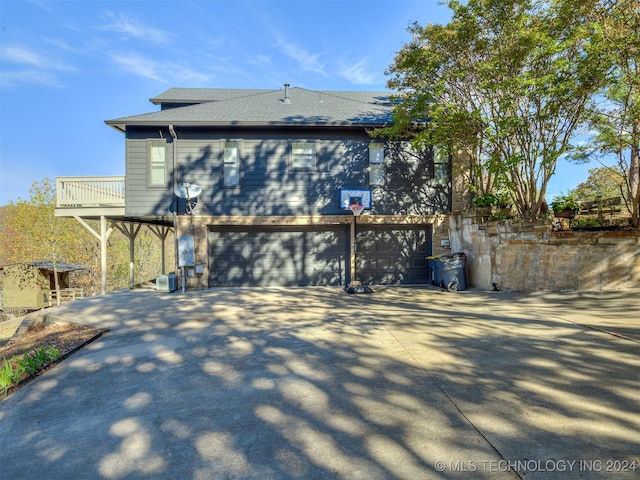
[0,262,88,310]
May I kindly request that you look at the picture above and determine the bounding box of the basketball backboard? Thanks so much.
[340,189,371,211]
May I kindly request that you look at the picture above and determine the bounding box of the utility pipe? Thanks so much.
[169,124,179,290]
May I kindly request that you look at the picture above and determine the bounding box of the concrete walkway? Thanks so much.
[1,287,638,479]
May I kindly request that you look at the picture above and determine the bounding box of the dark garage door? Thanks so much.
[208,225,349,287]
[356,225,432,285]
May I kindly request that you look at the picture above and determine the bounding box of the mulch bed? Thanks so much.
[1,322,107,399]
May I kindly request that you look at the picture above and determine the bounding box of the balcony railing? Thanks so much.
[56,176,125,208]
[49,288,85,306]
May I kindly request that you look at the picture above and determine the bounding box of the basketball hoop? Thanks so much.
[350,203,365,216]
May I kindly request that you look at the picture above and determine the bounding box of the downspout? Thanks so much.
[169,125,179,285]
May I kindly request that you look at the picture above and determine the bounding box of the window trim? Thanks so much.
[148,140,167,187]
[432,146,450,186]
[369,143,385,186]
[223,141,241,188]
[290,141,317,170]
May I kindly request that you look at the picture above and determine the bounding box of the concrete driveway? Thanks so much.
[1,287,639,479]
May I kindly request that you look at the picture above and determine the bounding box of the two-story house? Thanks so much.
[57,85,453,291]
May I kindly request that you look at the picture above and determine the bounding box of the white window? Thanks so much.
[369,143,385,186]
[291,142,316,169]
[433,147,449,185]
[149,140,167,186]
[223,142,240,187]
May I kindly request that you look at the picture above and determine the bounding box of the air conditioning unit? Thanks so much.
[156,272,177,292]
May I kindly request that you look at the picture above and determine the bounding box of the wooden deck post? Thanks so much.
[148,225,172,274]
[74,215,113,295]
[113,222,142,288]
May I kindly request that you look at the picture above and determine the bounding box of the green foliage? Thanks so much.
[570,0,640,228]
[0,345,62,396]
[488,212,511,221]
[569,166,624,202]
[551,193,580,213]
[0,177,172,294]
[47,345,61,361]
[383,0,610,220]
[0,178,96,270]
[573,218,601,228]
[0,358,22,396]
[473,192,510,208]
[16,351,41,376]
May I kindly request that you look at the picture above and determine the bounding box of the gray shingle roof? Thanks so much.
[106,87,396,131]
[149,88,274,105]
[0,262,89,272]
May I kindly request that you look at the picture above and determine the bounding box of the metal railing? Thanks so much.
[56,176,125,208]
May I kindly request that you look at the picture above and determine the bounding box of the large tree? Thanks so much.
[1,179,87,263]
[569,166,625,202]
[384,0,608,220]
[0,179,100,298]
[0,178,170,295]
[577,0,640,227]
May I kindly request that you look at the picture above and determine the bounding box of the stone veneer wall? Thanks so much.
[451,148,473,214]
[449,214,640,292]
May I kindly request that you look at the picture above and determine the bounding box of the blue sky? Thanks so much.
[0,0,608,206]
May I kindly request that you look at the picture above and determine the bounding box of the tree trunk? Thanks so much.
[53,255,61,306]
[629,139,639,228]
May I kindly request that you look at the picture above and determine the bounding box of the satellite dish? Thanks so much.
[174,183,202,199]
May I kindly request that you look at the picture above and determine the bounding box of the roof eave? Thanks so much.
[104,120,393,130]
[104,120,127,134]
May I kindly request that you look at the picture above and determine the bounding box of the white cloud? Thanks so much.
[0,44,76,88]
[174,66,212,84]
[100,12,172,45]
[0,44,75,71]
[44,37,87,54]
[109,51,166,82]
[275,37,327,76]
[109,51,212,85]
[340,58,378,85]
[0,69,63,89]
[249,54,272,67]
[24,0,55,11]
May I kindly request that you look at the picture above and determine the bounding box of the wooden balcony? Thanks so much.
[55,176,126,217]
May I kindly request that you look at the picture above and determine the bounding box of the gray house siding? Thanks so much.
[108,87,453,288]
[124,126,450,218]
[124,135,174,217]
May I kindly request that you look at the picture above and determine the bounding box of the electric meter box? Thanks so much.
[178,235,195,267]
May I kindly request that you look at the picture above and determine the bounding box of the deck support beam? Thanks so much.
[74,215,113,295]
[113,222,142,288]
[147,225,172,275]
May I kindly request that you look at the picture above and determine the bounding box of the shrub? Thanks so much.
[551,193,580,213]
[0,345,61,396]
[473,192,510,208]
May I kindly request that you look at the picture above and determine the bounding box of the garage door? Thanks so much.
[208,225,349,287]
[356,225,432,285]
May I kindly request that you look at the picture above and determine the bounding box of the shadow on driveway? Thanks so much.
[0,287,638,479]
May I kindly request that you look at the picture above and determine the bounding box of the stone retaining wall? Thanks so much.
[448,214,640,292]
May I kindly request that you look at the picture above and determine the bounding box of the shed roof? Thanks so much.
[106,87,396,132]
[0,262,89,272]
